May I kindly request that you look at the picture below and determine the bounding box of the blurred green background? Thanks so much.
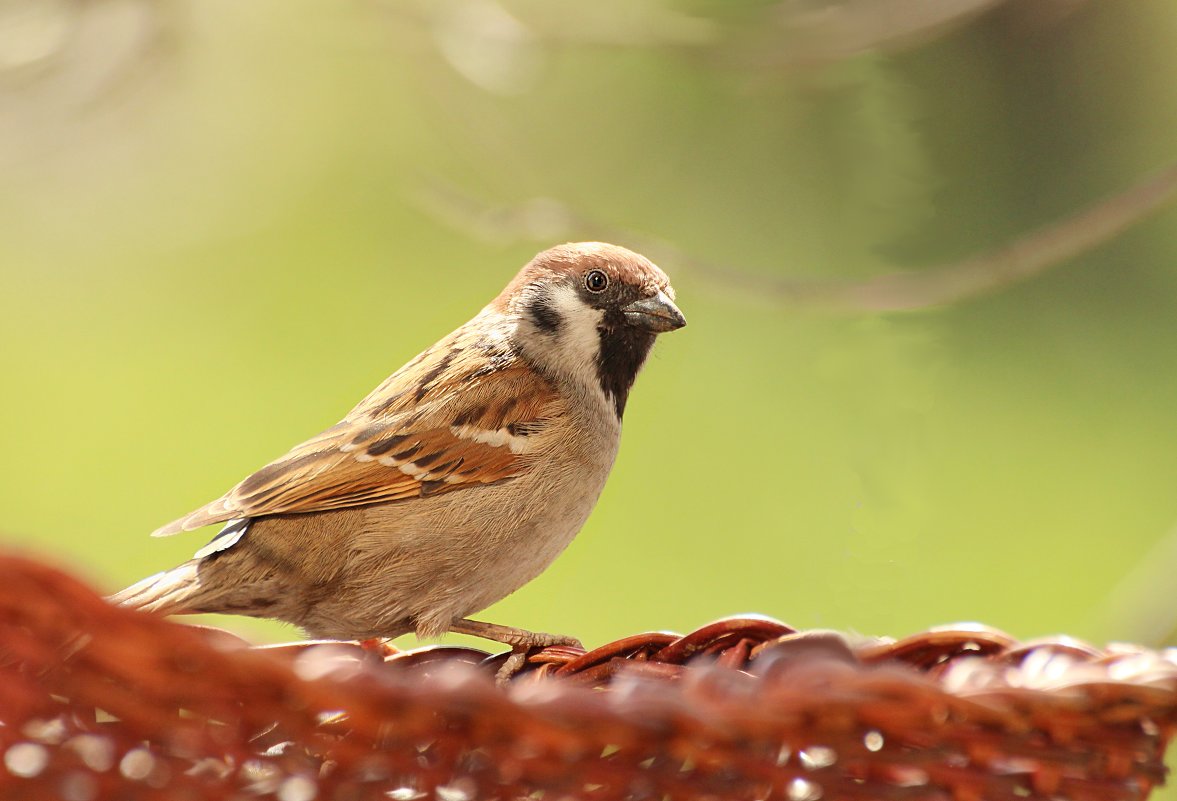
[3,0,1177,673]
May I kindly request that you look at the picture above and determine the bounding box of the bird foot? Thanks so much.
[496,650,530,685]
[449,618,583,683]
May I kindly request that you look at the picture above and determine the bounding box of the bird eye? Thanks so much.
[585,269,609,293]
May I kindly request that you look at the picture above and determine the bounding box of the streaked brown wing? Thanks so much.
[152,338,559,536]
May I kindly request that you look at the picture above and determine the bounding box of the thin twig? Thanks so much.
[414,160,1177,313]
[393,0,1044,74]
[817,160,1177,311]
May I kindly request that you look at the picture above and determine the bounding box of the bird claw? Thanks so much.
[495,650,531,685]
[492,634,580,685]
[448,617,582,683]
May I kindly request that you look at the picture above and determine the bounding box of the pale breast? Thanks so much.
[297,406,621,640]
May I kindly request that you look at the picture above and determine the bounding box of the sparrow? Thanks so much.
[112,242,685,655]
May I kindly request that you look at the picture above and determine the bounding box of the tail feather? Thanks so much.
[108,560,202,616]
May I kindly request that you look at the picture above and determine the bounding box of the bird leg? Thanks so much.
[449,618,583,683]
[450,618,582,649]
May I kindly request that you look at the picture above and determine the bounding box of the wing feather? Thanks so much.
[153,330,559,536]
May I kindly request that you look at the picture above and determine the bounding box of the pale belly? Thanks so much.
[275,437,619,640]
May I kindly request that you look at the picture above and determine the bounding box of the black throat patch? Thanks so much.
[595,313,657,419]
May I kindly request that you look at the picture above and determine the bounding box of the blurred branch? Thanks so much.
[755,0,1089,69]
[827,161,1177,311]
[386,0,718,94]
[757,0,1007,69]
[0,0,173,98]
[503,1,718,49]
[0,0,176,167]
[393,0,1088,94]
[414,159,1177,313]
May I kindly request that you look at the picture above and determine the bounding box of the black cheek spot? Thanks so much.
[527,297,562,334]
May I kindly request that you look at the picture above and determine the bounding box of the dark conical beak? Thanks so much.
[622,289,686,333]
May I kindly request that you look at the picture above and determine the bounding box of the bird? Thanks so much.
[112,242,685,658]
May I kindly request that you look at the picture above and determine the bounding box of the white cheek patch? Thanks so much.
[547,283,604,370]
